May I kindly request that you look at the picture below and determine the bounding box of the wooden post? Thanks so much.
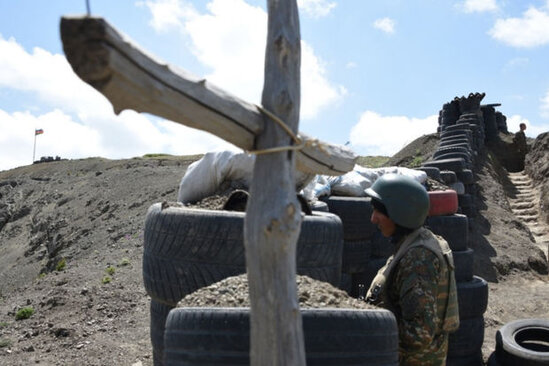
[244,1,306,365]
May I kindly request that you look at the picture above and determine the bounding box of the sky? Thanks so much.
[1,0,549,172]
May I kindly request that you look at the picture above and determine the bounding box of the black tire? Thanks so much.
[143,203,343,306]
[150,299,174,366]
[351,257,388,297]
[311,200,328,212]
[370,230,395,258]
[434,153,472,168]
[444,123,472,133]
[440,170,457,185]
[425,214,468,251]
[416,167,441,180]
[448,316,485,358]
[458,193,473,208]
[457,276,488,319]
[440,130,472,141]
[342,240,372,274]
[433,146,472,159]
[164,307,399,366]
[439,138,470,148]
[423,158,466,173]
[456,170,474,184]
[453,248,474,282]
[495,318,549,365]
[447,350,484,366]
[321,196,376,241]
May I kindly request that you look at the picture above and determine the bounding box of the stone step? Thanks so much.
[513,208,539,216]
[516,215,539,222]
[510,201,536,210]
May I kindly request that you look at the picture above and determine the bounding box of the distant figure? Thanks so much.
[513,123,528,169]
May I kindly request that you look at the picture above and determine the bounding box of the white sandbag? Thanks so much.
[178,150,315,203]
[301,175,331,202]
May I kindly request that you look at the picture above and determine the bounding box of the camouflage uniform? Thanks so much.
[366,228,459,366]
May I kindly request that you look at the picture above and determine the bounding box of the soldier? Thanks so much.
[513,123,528,170]
[365,174,459,365]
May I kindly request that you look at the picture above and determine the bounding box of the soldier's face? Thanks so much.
[371,208,396,237]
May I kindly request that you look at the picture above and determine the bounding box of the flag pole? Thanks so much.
[33,131,37,163]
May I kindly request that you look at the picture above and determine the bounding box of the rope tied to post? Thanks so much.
[250,105,324,155]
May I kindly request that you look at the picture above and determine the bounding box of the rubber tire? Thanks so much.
[457,276,489,319]
[495,318,549,365]
[425,214,468,251]
[456,170,474,185]
[321,196,377,241]
[428,190,458,216]
[448,316,485,358]
[342,239,373,274]
[450,182,465,195]
[439,138,470,148]
[150,299,174,366]
[423,158,466,172]
[433,146,472,159]
[351,257,388,297]
[416,167,441,180]
[434,152,472,165]
[440,170,458,185]
[143,203,343,306]
[370,230,395,258]
[453,248,474,282]
[164,307,399,366]
[447,350,484,366]
[311,200,329,212]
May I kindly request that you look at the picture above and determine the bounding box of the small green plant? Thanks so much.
[118,258,131,267]
[38,273,47,279]
[410,156,423,168]
[0,321,8,328]
[105,265,116,275]
[55,258,66,271]
[15,306,34,321]
[102,276,112,284]
[0,338,11,348]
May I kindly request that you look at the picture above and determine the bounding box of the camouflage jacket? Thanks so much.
[366,228,458,365]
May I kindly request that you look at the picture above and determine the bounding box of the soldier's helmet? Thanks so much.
[365,173,429,229]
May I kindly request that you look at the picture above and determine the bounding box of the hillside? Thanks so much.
[0,132,548,365]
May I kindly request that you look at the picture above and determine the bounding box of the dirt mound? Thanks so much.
[383,133,439,168]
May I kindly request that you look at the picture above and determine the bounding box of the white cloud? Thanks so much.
[460,0,498,13]
[541,90,549,119]
[489,6,549,47]
[349,111,438,156]
[0,35,235,171]
[373,17,396,34]
[506,114,548,138]
[141,0,345,120]
[345,61,358,69]
[298,0,337,18]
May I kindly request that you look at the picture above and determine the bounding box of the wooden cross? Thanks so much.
[61,1,355,364]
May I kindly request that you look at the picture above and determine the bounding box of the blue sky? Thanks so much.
[1,0,549,171]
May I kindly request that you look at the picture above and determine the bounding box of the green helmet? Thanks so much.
[365,173,429,229]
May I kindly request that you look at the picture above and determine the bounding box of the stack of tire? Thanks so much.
[487,318,549,365]
[425,191,489,366]
[319,196,377,297]
[142,203,345,365]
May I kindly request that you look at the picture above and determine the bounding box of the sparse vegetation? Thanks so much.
[105,265,116,275]
[356,155,390,168]
[0,338,11,348]
[410,155,423,167]
[55,258,66,271]
[118,258,131,267]
[15,306,34,320]
[102,275,112,284]
[0,321,8,328]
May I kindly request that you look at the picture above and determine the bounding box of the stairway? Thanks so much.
[507,171,549,259]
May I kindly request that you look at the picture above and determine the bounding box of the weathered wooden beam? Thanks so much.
[244,0,305,364]
[60,16,356,176]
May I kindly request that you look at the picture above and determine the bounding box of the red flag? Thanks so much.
[35,129,44,135]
